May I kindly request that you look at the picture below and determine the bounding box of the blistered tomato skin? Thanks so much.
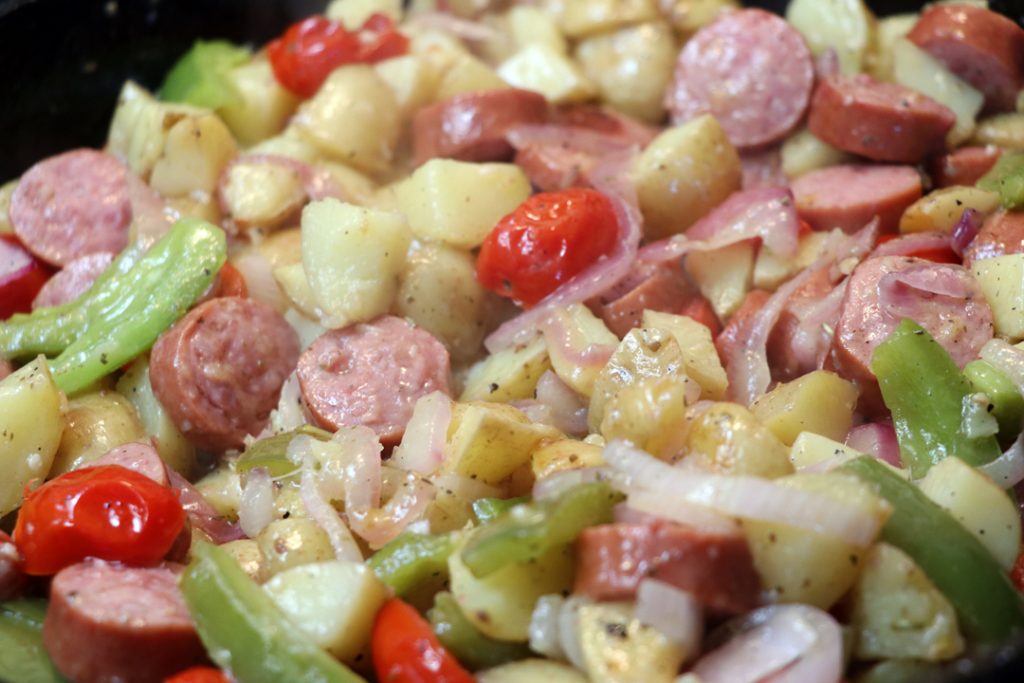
[476,188,620,308]
[164,666,233,683]
[0,234,51,320]
[13,464,186,576]
[372,598,475,683]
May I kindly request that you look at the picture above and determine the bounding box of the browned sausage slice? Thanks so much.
[412,89,550,166]
[574,521,762,615]
[666,9,814,149]
[150,297,299,452]
[297,316,451,445]
[589,262,697,338]
[10,149,131,267]
[963,210,1024,267]
[43,561,206,683]
[908,4,1024,113]
[928,145,1001,188]
[0,530,26,601]
[32,251,114,309]
[808,75,956,164]
[792,164,922,234]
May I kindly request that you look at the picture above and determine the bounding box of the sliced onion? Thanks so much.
[299,467,364,561]
[538,308,616,370]
[788,278,847,372]
[168,470,245,545]
[238,466,275,538]
[636,579,703,657]
[529,594,567,660]
[531,370,589,436]
[390,391,452,476]
[980,432,1024,488]
[626,489,741,536]
[231,245,289,312]
[962,392,1000,439]
[558,595,591,670]
[951,208,982,258]
[408,11,504,42]
[533,466,614,501]
[266,371,308,436]
[613,502,661,525]
[348,474,435,549]
[845,422,902,467]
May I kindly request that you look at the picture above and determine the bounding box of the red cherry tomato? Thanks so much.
[13,465,186,576]
[164,667,232,683]
[267,14,408,98]
[1012,544,1024,593]
[874,234,960,264]
[476,188,620,308]
[206,262,248,300]
[372,598,474,683]
[0,234,51,319]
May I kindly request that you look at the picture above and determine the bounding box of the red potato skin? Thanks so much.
[963,210,1024,268]
[928,146,1001,189]
[791,164,923,234]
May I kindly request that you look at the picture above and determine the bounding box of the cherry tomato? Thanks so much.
[208,262,248,300]
[1012,544,1024,593]
[372,598,474,683]
[0,234,51,319]
[13,465,186,576]
[164,667,232,683]
[874,234,959,264]
[267,14,408,98]
[476,188,620,308]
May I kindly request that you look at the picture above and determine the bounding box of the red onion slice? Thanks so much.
[951,208,982,258]
[389,391,452,476]
[238,466,275,538]
[872,231,952,258]
[845,422,902,467]
[980,432,1024,488]
[299,467,364,561]
[168,470,245,544]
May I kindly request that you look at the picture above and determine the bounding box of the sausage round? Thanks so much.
[963,210,1024,267]
[589,262,697,338]
[10,149,132,267]
[0,530,27,601]
[908,4,1024,113]
[808,74,956,164]
[297,316,451,445]
[928,146,1001,188]
[666,9,814,149]
[32,251,114,309]
[412,88,549,166]
[150,297,300,452]
[43,561,206,683]
[792,164,923,234]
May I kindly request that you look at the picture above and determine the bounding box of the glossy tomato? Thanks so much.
[164,667,233,683]
[476,187,619,307]
[0,233,50,319]
[13,465,185,576]
[874,234,959,264]
[372,598,474,683]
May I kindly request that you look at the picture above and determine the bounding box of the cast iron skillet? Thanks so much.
[2,1,1024,681]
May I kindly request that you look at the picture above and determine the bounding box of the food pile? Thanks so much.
[1,1,1024,682]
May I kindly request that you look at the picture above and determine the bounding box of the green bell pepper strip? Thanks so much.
[964,359,1024,442]
[237,426,333,479]
[0,600,66,683]
[160,40,251,110]
[978,151,1024,210]
[471,496,529,525]
[871,319,1001,478]
[841,456,1024,644]
[427,592,531,671]
[461,481,623,578]
[181,540,367,683]
[368,531,456,597]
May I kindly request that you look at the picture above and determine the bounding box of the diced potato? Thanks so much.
[376,54,439,119]
[683,402,793,477]
[781,128,851,180]
[220,539,265,582]
[218,57,300,147]
[632,115,742,239]
[449,540,574,641]
[0,181,16,234]
[193,466,243,520]
[326,0,402,28]
[272,483,309,521]
[478,659,588,683]
[575,21,676,123]
[789,431,862,470]
[408,29,471,85]
[425,472,502,533]
[256,518,335,578]
[315,161,379,208]
[973,113,1024,151]
[543,304,620,397]
[220,160,306,232]
[263,561,389,662]
[435,54,507,101]
[0,358,64,516]
[395,243,493,362]
[507,6,568,53]
[601,374,694,459]
[273,262,324,320]
[50,391,147,476]
[786,0,874,75]
[107,81,190,180]
[891,39,984,146]
[919,456,1021,570]
[743,471,890,608]
[973,254,1024,342]
[149,111,238,197]
[250,133,320,163]
[686,241,756,320]
[658,0,738,36]
[899,185,1000,234]
[395,159,531,249]
[443,401,562,486]
[560,0,659,38]
[300,198,411,328]
[751,371,859,446]
[116,357,196,476]
[753,230,838,290]
[499,44,596,105]
[531,438,605,479]
[460,337,551,402]
[293,66,400,174]
[642,310,727,400]
[851,543,964,661]
[577,602,687,683]
[865,13,917,81]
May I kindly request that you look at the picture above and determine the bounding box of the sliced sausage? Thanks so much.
[574,521,762,615]
[928,146,1001,188]
[963,210,1024,267]
[32,251,114,309]
[666,9,814,149]
[908,4,1024,113]
[767,267,835,381]
[412,89,549,166]
[792,164,923,234]
[807,74,956,164]
[589,262,698,338]
[716,288,771,369]
[297,316,451,444]
[830,255,994,414]
[43,561,206,683]
[0,530,27,601]
[740,147,786,190]
[91,442,169,487]
[150,297,299,452]
[10,149,131,267]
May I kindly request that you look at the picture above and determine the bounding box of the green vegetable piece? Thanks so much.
[854,659,941,683]
[427,592,531,670]
[871,319,1001,478]
[181,540,367,683]
[978,151,1024,210]
[368,532,455,597]
[964,359,1024,441]
[237,426,333,478]
[841,456,1024,644]
[160,40,251,110]
[471,496,529,525]
[461,481,622,578]
[0,600,66,683]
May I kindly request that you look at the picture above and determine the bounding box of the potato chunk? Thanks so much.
[751,370,859,446]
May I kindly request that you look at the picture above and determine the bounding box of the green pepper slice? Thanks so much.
[237,426,333,479]
[978,151,1024,210]
[427,592,531,670]
[0,599,66,683]
[368,531,456,598]
[160,40,251,110]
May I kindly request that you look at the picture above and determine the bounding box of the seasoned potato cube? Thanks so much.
[789,431,862,470]
[0,180,15,234]
[658,0,738,36]
[683,402,793,477]
[220,539,265,582]
[786,0,874,75]
[498,44,596,104]
[460,337,551,403]
[376,54,439,119]
[577,601,687,683]
[107,81,192,180]
[220,161,306,232]
[865,13,917,81]
[507,6,568,53]
[149,110,238,197]
[273,262,324,320]
[395,159,531,249]
[478,660,587,683]
[781,128,851,180]
[686,240,756,320]
[116,357,196,476]
[632,115,742,239]
[973,113,1024,151]
[642,310,728,400]
[560,0,659,38]
[973,254,1024,342]
[601,375,693,460]
[316,161,379,208]
[899,186,1000,235]
[531,438,605,479]
[193,465,243,520]
[543,304,620,397]
[218,57,300,146]
[751,370,859,446]
[435,54,507,100]
[50,391,147,476]
[250,132,320,163]
[326,0,402,28]
[425,472,502,533]
[256,518,335,578]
